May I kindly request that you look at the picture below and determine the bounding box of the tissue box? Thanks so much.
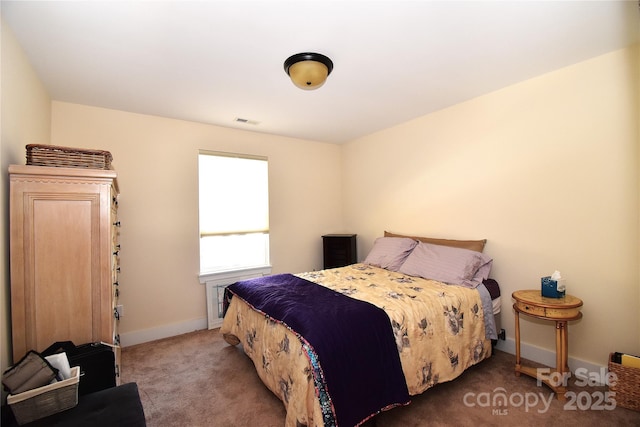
[541,276,565,298]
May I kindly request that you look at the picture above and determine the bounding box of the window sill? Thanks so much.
[198,265,272,284]
[199,265,272,329]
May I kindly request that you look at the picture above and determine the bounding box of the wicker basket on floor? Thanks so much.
[608,353,640,411]
[7,366,80,425]
[26,144,112,170]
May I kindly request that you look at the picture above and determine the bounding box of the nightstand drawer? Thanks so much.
[515,301,546,317]
[514,300,582,319]
[513,290,583,320]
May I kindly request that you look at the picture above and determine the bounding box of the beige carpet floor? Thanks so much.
[121,329,640,427]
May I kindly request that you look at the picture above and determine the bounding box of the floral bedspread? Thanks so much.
[220,264,492,427]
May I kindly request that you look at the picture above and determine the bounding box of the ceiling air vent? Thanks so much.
[234,117,260,125]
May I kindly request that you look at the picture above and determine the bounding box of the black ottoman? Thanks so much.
[2,382,146,427]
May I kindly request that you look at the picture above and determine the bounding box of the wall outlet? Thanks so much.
[498,328,506,340]
[115,304,124,318]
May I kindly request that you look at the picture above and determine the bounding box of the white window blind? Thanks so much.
[198,151,270,273]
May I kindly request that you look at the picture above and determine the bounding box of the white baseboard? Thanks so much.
[494,337,607,385]
[119,317,208,348]
[118,319,608,385]
[208,318,223,329]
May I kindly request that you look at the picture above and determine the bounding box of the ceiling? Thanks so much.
[2,1,639,144]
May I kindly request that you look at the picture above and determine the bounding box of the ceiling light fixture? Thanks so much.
[284,52,333,90]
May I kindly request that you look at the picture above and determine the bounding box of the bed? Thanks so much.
[220,232,501,427]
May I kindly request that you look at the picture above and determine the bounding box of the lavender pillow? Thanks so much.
[363,237,418,271]
[398,241,492,287]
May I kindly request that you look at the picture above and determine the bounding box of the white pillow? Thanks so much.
[363,237,418,271]
[398,241,492,287]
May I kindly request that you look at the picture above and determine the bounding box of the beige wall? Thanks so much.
[342,46,640,366]
[50,102,343,337]
[1,21,51,374]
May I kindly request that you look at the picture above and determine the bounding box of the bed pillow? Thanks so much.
[398,241,492,288]
[384,231,487,253]
[363,237,418,271]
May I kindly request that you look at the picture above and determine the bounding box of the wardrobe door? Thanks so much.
[9,165,118,362]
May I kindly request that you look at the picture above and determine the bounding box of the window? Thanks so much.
[198,151,270,274]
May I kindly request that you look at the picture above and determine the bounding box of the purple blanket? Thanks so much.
[225,274,410,427]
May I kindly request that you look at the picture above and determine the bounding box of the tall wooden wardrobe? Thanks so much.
[9,165,120,375]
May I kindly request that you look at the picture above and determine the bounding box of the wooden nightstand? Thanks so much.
[512,290,583,400]
[322,234,357,269]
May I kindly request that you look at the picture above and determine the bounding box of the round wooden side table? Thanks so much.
[512,289,583,400]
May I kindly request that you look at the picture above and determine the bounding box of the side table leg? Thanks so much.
[563,322,570,372]
[555,321,563,374]
[515,310,521,375]
[555,321,568,401]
